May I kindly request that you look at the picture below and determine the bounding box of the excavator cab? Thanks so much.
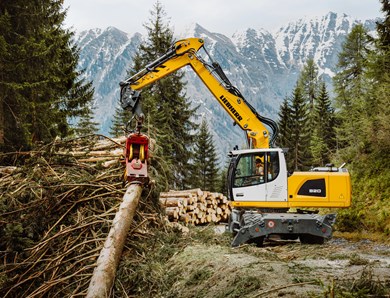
[227,148,288,206]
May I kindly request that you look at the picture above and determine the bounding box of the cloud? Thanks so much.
[63,0,382,35]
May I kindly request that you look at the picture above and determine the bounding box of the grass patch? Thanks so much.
[324,266,389,297]
[215,275,263,298]
[185,268,213,286]
[348,253,370,266]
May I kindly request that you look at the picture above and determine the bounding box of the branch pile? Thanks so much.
[160,189,232,225]
[0,135,163,297]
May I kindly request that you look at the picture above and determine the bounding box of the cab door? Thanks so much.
[230,153,268,202]
[228,151,287,202]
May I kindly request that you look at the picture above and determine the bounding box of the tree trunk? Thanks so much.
[86,184,143,298]
[0,96,4,145]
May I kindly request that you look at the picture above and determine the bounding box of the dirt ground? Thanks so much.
[162,226,390,298]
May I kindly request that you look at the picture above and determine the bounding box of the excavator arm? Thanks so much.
[120,38,278,149]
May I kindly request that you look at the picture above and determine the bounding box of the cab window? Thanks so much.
[233,151,280,187]
[233,154,265,187]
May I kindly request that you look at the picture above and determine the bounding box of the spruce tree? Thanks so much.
[310,82,335,165]
[0,1,94,151]
[73,105,99,137]
[288,84,310,171]
[68,75,98,136]
[110,104,132,137]
[333,24,371,153]
[276,96,292,149]
[298,58,319,114]
[192,119,219,191]
[125,1,198,190]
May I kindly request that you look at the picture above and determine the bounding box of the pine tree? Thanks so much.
[110,104,132,137]
[310,81,336,165]
[298,58,319,114]
[276,96,292,149]
[0,1,94,151]
[333,24,371,153]
[73,105,99,137]
[125,1,198,189]
[288,84,310,171]
[192,119,219,191]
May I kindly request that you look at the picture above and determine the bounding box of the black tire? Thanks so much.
[299,234,325,244]
[280,234,299,241]
[248,236,264,247]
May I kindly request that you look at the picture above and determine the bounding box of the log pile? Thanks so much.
[159,189,231,225]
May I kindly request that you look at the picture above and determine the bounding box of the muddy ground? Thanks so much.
[159,226,390,298]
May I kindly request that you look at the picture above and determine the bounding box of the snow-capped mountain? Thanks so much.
[74,12,377,161]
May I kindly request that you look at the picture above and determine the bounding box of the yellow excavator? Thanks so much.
[119,38,351,246]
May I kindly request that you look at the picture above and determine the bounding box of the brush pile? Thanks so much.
[0,135,164,297]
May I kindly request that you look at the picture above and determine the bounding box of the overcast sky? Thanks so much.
[63,0,383,36]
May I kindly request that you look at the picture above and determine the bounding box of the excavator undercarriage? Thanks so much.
[228,209,336,246]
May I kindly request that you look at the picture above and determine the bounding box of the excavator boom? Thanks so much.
[120,38,277,149]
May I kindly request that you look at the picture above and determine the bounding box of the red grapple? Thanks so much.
[124,132,149,184]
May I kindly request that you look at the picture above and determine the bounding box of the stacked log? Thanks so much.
[159,189,231,225]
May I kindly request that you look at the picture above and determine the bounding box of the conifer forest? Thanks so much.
[0,1,389,297]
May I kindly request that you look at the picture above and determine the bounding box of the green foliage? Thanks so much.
[286,83,311,170]
[333,24,372,152]
[125,2,198,190]
[310,82,336,166]
[0,1,94,151]
[109,104,132,137]
[333,5,390,235]
[298,58,319,114]
[278,60,335,170]
[191,119,219,191]
[276,96,292,149]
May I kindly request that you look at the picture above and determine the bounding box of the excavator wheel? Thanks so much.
[248,236,264,247]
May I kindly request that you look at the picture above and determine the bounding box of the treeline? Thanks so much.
[0,1,221,193]
[1,0,388,234]
[278,0,390,234]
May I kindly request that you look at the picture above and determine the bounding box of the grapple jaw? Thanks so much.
[124,132,150,185]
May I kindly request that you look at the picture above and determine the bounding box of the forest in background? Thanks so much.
[0,0,389,261]
[0,0,389,296]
